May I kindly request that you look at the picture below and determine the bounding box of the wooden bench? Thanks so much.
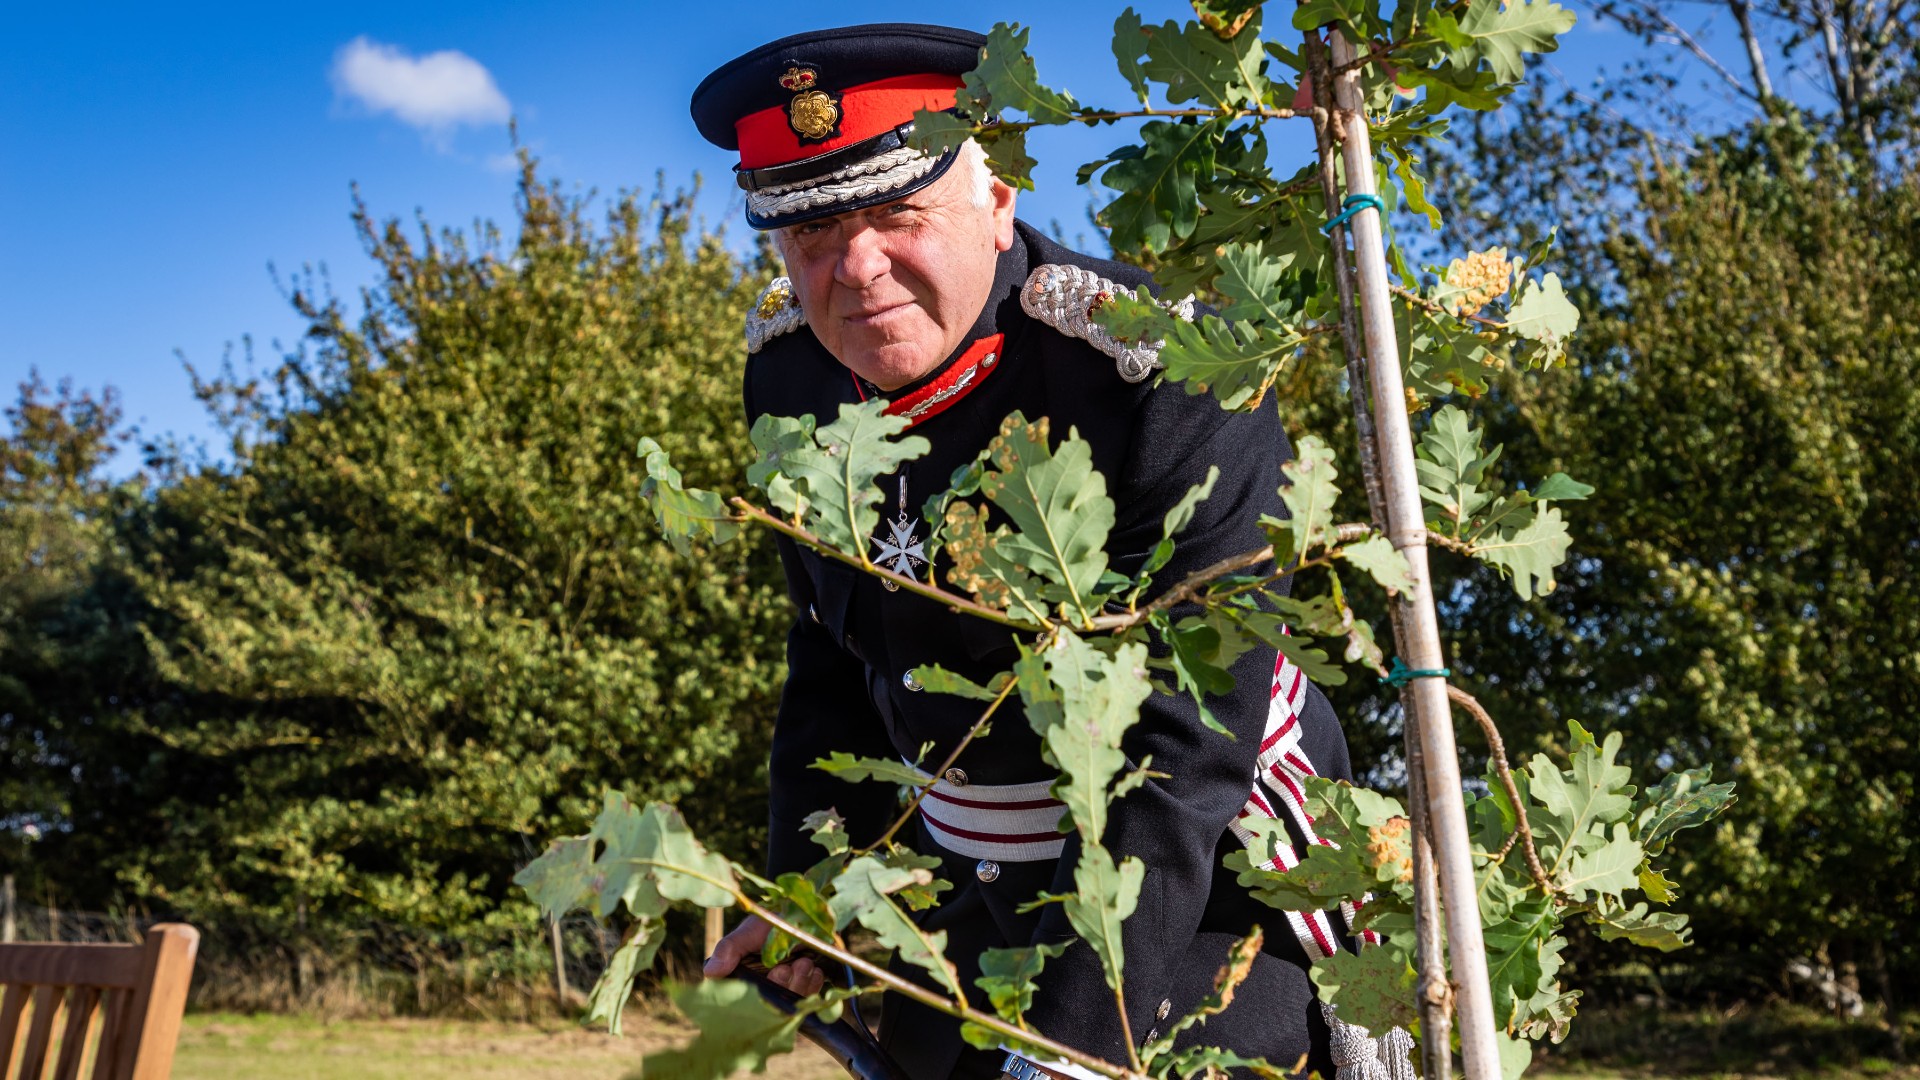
[0,924,199,1080]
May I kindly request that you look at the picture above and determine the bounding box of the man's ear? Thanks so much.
[990,177,1018,252]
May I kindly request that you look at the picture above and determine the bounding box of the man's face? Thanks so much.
[774,157,1017,391]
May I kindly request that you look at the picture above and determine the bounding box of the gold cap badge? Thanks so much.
[789,91,839,140]
[778,66,839,141]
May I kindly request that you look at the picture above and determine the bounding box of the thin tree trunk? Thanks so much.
[1304,33,1452,1080]
[1815,0,1859,137]
[550,915,571,1004]
[1403,690,1454,1078]
[1873,939,1906,1062]
[0,875,14,944]
[1727,0,1777,99]
[294,895,315,1002]
[1313,28,1506,1080]
[1837,0,1877,150]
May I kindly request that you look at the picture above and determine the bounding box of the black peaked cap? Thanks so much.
[690,23,986,151]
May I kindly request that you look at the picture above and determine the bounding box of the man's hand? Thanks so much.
[702,914,828,995]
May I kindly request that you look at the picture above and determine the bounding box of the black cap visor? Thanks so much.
[744,143,961,231]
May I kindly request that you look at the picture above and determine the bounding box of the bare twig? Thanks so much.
[464,530,537,577]
[732,499,1042,630]
[1086,544,1277,630]
[739,496,1378,639]
[1333,40,1410,75]
[1307,49,1390,533]
[858,668,1029,854]
[1114,985,1143,1073]
[1333,522,1374,543]
[1650,6,1766,102]
[989,106,1301,134]
[740,894,1143,1079]
[1328,27,1462,76]
[1390,283,1506,329]
[1444,684,1553,895]
[1726,0,1777,100]
[1083,522,1371,632]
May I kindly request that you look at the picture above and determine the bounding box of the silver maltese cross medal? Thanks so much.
[871,476,926,590]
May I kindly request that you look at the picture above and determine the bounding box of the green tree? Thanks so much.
[89,160,790,942]
[1435,129,1919,993]
[517,11,1748,1078]
[0,374,152,901]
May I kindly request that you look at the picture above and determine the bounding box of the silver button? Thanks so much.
[975,859,1000,883]
[981,351,998,368]
[1156,999,1171,1020]
[902,670,923,692]
[942,768,967,787]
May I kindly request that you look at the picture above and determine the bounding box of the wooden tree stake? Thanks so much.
[1312,28,1506,1080]
[1302,32,1452,1079]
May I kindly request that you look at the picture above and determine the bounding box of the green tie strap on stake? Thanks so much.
[1381,657,1451,688]
[1321,193,1386,235]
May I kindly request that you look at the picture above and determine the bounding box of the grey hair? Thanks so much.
[958,139,995,209]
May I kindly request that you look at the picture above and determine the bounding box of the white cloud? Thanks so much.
[331,36,510,139]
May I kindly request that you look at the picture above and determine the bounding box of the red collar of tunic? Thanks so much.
[849,333,1005,430]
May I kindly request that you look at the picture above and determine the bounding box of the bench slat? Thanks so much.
[17,984,63,1079]
[52,985,101,1080]
[0,949,144,993]
[0,983,31,1073]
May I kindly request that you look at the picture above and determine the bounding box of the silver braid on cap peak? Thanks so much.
[748,145,942,221]
[745,277,806,354]
[1020,263,1196,383]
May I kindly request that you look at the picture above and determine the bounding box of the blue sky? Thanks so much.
[2,2,1776,468]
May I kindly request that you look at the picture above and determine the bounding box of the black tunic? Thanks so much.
[745,221,1351,1080]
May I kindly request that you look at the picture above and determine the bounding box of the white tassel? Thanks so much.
[1377,1024,1416,1080]
[1322,1003,1415,1080]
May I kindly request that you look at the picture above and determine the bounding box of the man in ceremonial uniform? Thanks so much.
[692,25,1367,1080]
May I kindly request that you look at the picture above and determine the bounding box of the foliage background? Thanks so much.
[4,162,790,966]
[3,24,1916,1037]
[1287,118,1918,1009]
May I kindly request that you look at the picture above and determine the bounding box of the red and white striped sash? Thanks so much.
[916,774,1068,862]
[910,635,1376,958]
[1229,640,1382,960]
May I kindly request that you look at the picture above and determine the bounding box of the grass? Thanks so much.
[170,1002,1916,1080]
[171,1011,846,1080]
[1532,1001,1918,1080]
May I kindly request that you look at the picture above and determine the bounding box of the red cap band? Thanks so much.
[735,74,962,170]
